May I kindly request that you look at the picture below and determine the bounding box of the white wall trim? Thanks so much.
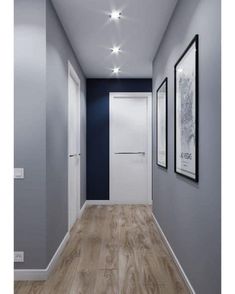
[68,60,80,85]
[86,200,152,205]
[14,202,87,281]
[78,201,87,217]
[151,213,196,294]
[14,232,70,281]
[147,92,153,204]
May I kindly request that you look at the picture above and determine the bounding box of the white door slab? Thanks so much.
[68,61,81,230]
[110,92,152,204]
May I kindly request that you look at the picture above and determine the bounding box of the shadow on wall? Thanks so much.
[154,0,201,73]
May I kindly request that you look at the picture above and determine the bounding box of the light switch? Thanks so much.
[14,168,24,179]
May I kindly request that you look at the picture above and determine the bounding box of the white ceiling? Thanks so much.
[52,0,178,78]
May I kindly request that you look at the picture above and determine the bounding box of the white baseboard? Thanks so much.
[79,201,87,217]
[14,232,70,281]
[151,213,195,294]
[14,202,88,281]
[86,200,151,205]
[14,268,47,281]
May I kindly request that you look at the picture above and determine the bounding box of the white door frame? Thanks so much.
[109,92,152,204]
[67,61,81,231]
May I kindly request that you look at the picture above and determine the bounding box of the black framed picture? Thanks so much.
[157,78,168,168]
[174,35,199,182]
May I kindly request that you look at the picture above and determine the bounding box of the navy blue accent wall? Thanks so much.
[87,79,152,200]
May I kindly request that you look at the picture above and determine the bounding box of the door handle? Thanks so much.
[114,152,145,155]
[69,153,81,158]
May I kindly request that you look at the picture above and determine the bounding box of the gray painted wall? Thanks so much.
[152,0,221,293]
[14,0,47,269]
[14,0,86,269]
[46,0,86,263]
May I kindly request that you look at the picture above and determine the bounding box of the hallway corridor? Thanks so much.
[15,205,188,294]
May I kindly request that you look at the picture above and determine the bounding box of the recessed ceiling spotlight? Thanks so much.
[112,67,120,74]
[111,46,121,54]
[110,10,122,21]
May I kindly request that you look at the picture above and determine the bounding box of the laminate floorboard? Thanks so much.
[15,205,189,294]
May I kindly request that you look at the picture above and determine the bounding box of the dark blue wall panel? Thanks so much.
[87,79,152,200]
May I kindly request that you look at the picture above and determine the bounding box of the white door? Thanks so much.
[68,62,81,230]
[110,92,152,204]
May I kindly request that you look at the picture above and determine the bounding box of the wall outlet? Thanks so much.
[14,168,24,179]
[14,251,24,263]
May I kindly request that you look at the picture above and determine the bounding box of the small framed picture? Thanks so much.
[174,35,199,182]
[157,78,168,168]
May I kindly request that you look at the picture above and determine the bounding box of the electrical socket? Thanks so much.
[14,168,24,179]
[14,251,24,263]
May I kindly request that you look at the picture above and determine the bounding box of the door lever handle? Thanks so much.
[114,152,145,155]
[69,153,81,157]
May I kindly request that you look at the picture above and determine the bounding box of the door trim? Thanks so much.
[67,61,81,231]
[109,92,152,204]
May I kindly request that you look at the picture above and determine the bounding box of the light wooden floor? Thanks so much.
[15,205,189,294]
